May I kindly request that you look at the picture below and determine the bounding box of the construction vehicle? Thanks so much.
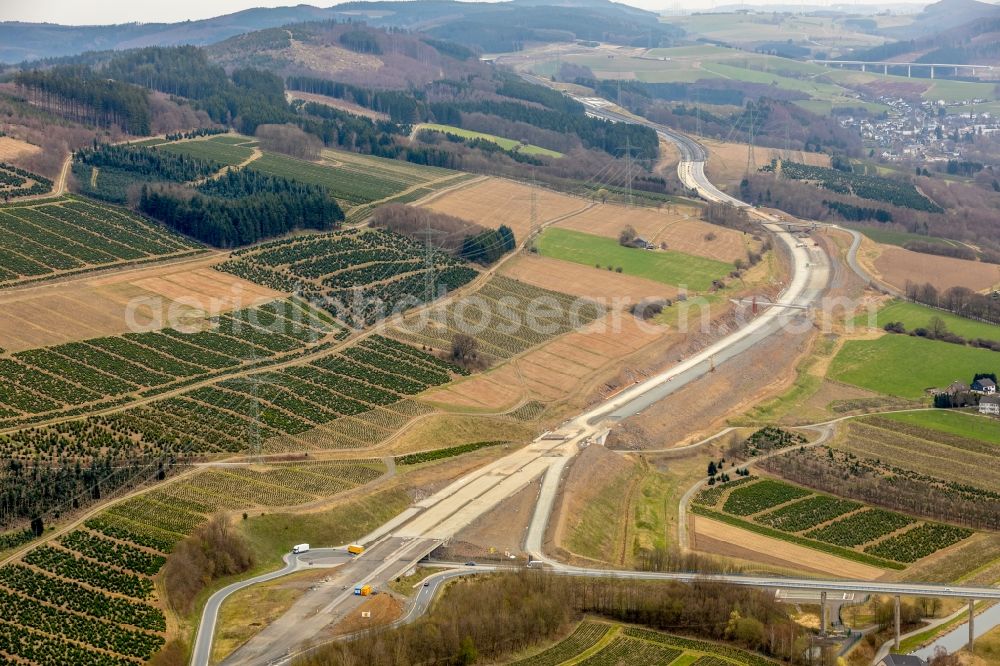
[292,543,310,554]
[347,544,365,555]
[354,584,372,596]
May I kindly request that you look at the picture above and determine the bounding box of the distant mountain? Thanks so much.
[207,23,486,89]
[841,0,1000,66]
[880,0,1000,39]
[0,6,335,63]
[0,0,682,64]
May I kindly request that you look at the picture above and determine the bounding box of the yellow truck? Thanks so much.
[347,544,365,555]
[353,584,372,596]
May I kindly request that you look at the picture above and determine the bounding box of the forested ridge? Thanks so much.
[14,67,151,135]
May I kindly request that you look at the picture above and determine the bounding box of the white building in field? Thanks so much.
[980,395,1000,416]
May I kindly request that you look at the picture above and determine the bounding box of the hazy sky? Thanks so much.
[0,0,930,25]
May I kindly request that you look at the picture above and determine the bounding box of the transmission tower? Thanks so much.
[745,103,757,177]
[625,136,633,208]
[249,371,262,463]
[783,118,791,161]
[414,221,445,303]
[695,88,701,137]
[528,170,538,249]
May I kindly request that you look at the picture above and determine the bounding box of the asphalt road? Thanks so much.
[191,548,353,666]
[218,536,441,666]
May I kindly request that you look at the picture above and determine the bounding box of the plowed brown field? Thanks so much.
[0,137,40,162]
[873,245,1000,293]
[692,515,885,580]
[500,254,676,301]
[703,138,831,186]
[0,255,283,351]
[419,178,589,240]
[420,311,670,410]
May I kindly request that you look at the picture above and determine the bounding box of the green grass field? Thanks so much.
[852,226,956,248]
[419,123,563,157]
[883,411,1000,446]
[250,150,453,205]
[536,228,731,291]
[828,334,1000,398]
[156,139,254,166]
[859,300,1000,342]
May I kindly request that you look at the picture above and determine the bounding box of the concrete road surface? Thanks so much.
[220,536,441,665]
[191,548,352,666]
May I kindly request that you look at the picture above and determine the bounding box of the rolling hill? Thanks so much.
[0,0,683,64]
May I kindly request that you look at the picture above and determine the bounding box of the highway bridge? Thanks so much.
[809,59,993,79]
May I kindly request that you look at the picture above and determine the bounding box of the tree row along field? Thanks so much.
[0,334,465,537]
[761,415,1000,532]
[0,196,205,289]
[508,620,781,666]
[0,298,343,425]
[692,475,973,569]
[217,227,479,327]
[389,275,603,362]
[0,457,391,665]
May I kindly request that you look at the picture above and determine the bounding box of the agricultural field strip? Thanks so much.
[0,453,386,664]
[391,274,601,360]
[0,197,202,287]
[700,477,973,564]
[156,140,254,167]
[0,335,462,469]
[0,300,340,419]
[250,151,450,206]
[577,636,681,666]
[508,621,613,665]
[620,628,781,666]
[836,420,1000,490]
[217,227,479,327]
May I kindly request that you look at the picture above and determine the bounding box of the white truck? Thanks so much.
[292,543,310,554]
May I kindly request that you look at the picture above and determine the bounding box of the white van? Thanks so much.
[292,543,310,554]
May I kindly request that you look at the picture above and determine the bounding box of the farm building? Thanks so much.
[627,236,656,250]
[980,395,1000,415]
[972,377,996,394]
[945,380,969,395]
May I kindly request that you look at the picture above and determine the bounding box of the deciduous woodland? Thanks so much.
[298,574,807,666]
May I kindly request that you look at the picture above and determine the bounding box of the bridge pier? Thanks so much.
[884,64,888,75]
[861,63,866,73]
[894,595,901,651]
[969,599,975,653]
[907,65,911,78]
[930,65,935,79]
[820,590,828,636]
